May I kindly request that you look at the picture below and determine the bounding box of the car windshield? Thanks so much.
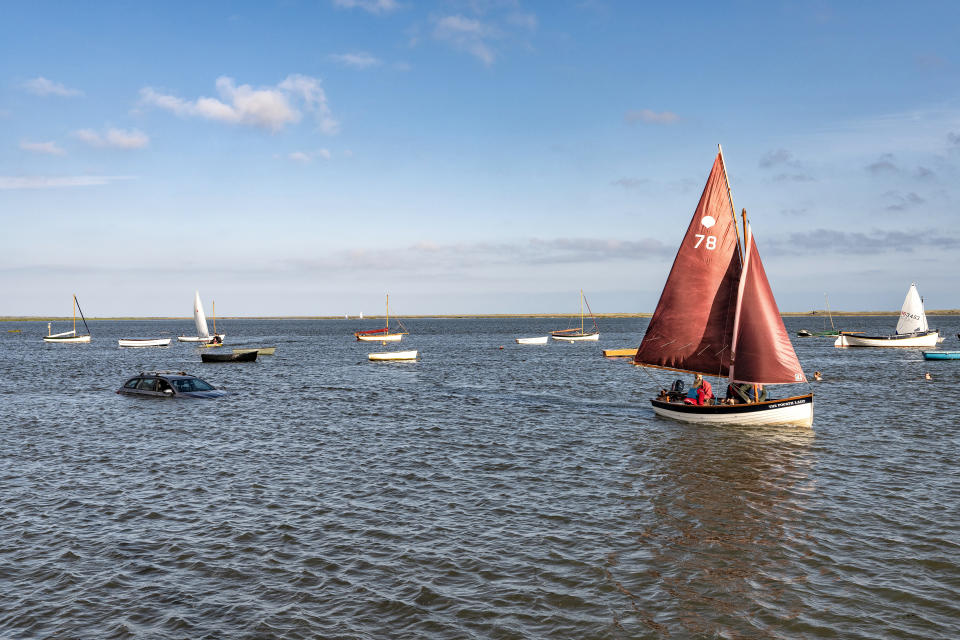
[171,378,215,392]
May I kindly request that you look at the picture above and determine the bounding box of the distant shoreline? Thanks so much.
[3,310,959,322]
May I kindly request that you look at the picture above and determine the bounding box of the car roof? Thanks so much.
[134,371,201,380]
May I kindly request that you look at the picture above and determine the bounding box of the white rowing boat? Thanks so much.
[368,350,418,361]
[118,337,171,348]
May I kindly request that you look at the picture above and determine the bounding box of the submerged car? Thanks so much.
[116,371,227,398]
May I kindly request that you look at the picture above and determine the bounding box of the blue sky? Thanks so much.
[3,1,960,316]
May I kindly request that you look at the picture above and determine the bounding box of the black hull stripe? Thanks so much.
[651,394,813,415]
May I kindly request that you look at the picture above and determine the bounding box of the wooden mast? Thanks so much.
[717,144,743,260]
[579,289,584,333]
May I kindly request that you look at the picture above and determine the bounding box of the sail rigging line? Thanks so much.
[582,292,599,332]
[74,294,91,335]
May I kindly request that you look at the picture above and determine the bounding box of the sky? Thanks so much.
[3,0,960,317]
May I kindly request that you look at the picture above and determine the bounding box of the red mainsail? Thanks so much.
[634,151,743,376]
[729,225,806,384]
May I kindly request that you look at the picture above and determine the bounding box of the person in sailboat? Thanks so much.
[683,374,713,405]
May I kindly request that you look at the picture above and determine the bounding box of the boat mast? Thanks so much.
[72,294,77,335]
[728,210,752,386]
[825,293,834,330]
[386,294,389,331]
[717,144,743,260]
[579,289,584,332]
[212,301,216,335]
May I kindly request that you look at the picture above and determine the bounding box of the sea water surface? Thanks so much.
[1,316,958,639]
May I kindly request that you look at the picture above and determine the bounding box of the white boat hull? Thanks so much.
[516,336,548,344]
[651,395,814,428]
[177,334,225,343]
[43,333,91,343]
[357,333,403,342]
[369,350,418,361]
[119,338,171,348]
[552,333,599,342]
[834,331,939,348]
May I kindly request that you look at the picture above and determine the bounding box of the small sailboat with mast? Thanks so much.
[551,290,600,342]
[833,283,941,347]
[633,146,813,427]
[354,294,408,342]
[177,291,225,343]
[43,294,91,343]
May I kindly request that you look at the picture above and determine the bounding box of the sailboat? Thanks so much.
[177,291,225,343]
[43,294,91,343]
[797,293,839,337]
[354,294,408,342]
[551,290,600,342]
[834,283,941,347]
[633,146,813,427]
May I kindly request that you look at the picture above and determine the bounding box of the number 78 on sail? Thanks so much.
[633,146,813,427]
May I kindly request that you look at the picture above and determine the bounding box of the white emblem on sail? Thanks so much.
[701,215,716,228]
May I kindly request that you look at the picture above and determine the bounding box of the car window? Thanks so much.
[137,377,158,391]
[124,378,140,389]
[172,378,214,392]
[157,379,172,393]
[190,378,214,391]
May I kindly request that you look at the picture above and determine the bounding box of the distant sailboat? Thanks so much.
[43,294,91,343]
[354,294,408,342]
[178,291,225,343]
[797,293,839,337]
[551,290,600,342]
[834,283,940,347]
[634,146,813,427]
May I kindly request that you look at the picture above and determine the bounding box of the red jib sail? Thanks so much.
[729,225,806,384]
[634,151,743,376]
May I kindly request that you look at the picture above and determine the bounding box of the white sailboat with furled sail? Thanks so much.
[551,290,600,342]
[354,294,408,342]
[633,146,813,427]
[43,294,91,343]
[834,283,940,347]
[177,291,225,343]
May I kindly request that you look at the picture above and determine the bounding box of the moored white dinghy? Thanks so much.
[516,336,548,344]
[369,350,418,361]
[834,283,940,348]
[552,332,600,342]
[43,295,92,343]
[118,337,171,348]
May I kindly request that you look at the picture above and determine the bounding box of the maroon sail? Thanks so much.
[634,151,742,376]
[729,225,806,384]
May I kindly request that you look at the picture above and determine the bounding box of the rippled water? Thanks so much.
[1,316,958,639]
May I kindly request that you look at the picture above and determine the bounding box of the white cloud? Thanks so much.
[140,75,338,134]
[20,140,66,156]
[329,52,382,69]
[23,76,82,97]
[73,128,150,149]
[625,109,679,125]
[0,176,133,190]
[434,15,498,66]
[287,149,332,163]
[332,0,400,14]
